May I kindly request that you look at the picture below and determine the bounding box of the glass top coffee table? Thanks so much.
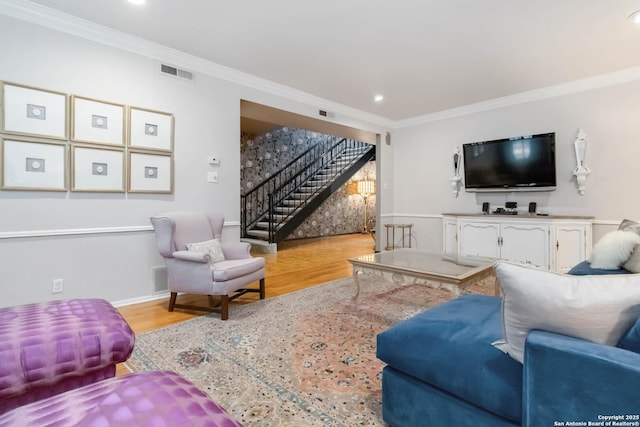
[348,249,497,298]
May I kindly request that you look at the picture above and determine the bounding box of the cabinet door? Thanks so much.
[459,221,500,259]
[443,218,458,259]
[500,223,550,268]
[555,224,588,272]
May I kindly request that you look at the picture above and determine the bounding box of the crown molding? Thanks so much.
[2,0,639,132]
[0,0,393,131]
[394,66,640,129]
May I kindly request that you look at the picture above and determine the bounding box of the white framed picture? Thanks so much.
[1,138,67,191]
[1,82,68,140]
[71,96,125,146]
[71,144,125,192]
[128,107,174,152]
[128,150,173,193]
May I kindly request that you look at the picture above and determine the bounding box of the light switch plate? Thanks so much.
[207,171,219,183]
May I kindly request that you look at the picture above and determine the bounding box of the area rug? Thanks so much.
[126,273,495,426]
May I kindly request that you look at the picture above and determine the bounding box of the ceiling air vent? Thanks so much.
[159,63,195,82]
[160,64,177,76]
[177,69,193,80]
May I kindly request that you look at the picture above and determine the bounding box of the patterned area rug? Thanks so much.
[127,273,495,426]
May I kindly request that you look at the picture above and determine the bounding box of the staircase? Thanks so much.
[242,138,375,246]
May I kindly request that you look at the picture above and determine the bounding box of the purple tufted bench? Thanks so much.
[0,299,135,413]
[0,370,243,426]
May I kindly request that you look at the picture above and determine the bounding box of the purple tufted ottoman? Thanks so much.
[0,370,243,426]
[0,299,135,413]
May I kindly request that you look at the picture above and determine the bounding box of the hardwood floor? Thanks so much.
[116,233,374,375]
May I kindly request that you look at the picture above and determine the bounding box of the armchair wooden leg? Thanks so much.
[220,295,229,320]
[168,292,177,312]
[259,278,266,299]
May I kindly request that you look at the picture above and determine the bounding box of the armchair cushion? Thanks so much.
[186,238,225,262]
[172,250,210,263]
[213,257,265,281]
[494,261,640,363]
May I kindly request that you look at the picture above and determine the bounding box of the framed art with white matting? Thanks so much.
[1,82,68,140]
[1,138,67,191]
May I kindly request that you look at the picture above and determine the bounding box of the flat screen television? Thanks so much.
[462,132,556,192]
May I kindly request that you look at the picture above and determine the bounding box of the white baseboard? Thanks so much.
[111,291,170,308]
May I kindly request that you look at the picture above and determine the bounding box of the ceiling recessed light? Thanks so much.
[128,0,146,5]
[374,94,384,102]
[629,9,640,23]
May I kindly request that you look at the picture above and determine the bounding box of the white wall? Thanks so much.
[390,79,640,253]
[3,10,638,307]
[0,15,386,307]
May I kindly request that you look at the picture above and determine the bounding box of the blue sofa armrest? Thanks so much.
[523,330,640,427]
[567,260,632,275]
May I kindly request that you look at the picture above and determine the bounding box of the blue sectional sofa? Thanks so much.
[377,267,640,427]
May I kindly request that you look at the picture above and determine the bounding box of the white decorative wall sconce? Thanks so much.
[450,147,462,197]
[573,128,590,195]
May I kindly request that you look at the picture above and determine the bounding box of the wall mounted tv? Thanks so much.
[462,132,556,192]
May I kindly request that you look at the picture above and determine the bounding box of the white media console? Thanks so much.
[442,213,593,273]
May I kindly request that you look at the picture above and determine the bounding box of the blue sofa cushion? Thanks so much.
[618,316,640,353]
[567,260,631,275]
[377,294,523,422]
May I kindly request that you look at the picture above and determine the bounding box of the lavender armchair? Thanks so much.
[150,211,265,320]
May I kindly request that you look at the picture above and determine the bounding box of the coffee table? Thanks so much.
[348,249,497,298]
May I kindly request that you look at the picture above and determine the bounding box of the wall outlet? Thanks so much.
[52,279,63,293]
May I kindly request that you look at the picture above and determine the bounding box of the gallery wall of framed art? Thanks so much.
[0,81,174,194]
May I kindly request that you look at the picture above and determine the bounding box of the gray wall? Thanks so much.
[388,79,640,253]
[2,8,639,308]
[0,14,384,307]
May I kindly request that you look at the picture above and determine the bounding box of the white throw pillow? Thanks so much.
[494,261,640,363]
[589,230,640,270]
[624,247,640,273]
[186,238,226,262]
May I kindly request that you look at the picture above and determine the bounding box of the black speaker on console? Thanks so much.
[528,202,537,213]
[482,202,490,213]
[505,201,517,210]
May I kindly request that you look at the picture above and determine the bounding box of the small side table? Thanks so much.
[384,223,413,250]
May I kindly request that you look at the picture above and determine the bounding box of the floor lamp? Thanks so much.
[357,179,375,233]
